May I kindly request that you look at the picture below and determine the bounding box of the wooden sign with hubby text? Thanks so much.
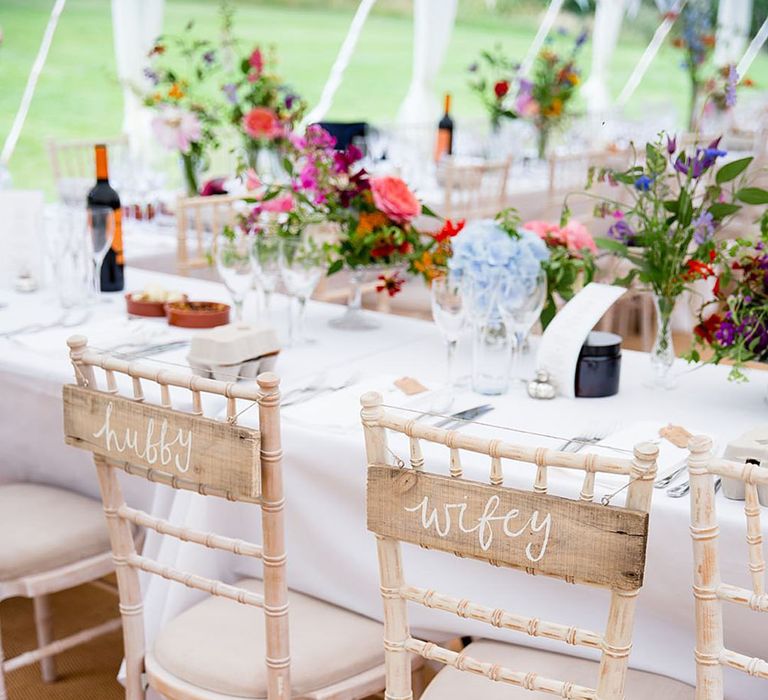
[367,465,649,590]
[63,385,260,500]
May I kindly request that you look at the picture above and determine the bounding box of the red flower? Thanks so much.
[398,241,413,255]
[249,48,264,74]
[376,273,404,297]
[494,80,510,98]
[685,258,715,281]
[371,243,396,258]
[694,314,722,343]
[433,218,465,243]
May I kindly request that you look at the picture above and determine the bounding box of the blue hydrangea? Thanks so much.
[449,219,548,316]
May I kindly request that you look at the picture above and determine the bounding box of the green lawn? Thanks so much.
[1,0,766,195]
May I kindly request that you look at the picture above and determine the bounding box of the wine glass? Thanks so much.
[46,205,91,309]
[87,206,115,300]
[216,232,254,322]
[497,268,547,383]
[430,274,466,410]
[278,237,325,346]
[250,234,281,320]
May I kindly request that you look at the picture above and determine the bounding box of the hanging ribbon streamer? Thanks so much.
[521,0,566,75]
[737,16,768,79]
[616,0,687,108]
[302,0,377,127]
[1,0,67,167]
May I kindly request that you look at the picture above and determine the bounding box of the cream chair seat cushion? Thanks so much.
[420,640,694,699]
[151,579,385,698]
[0,483,111,581]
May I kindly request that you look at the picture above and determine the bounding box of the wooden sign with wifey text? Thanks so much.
[63,385,260,500]
[367,465,648,590]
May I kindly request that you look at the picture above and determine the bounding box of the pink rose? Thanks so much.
[261,194,294,213]
[370,176,420,224]
[245,169,261,192]
[515,94,540,117]
[563,220,596,254]
[242,107,282,140]
[249,48,264,74]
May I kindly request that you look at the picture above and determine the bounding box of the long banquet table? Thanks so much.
[1,267,766,698]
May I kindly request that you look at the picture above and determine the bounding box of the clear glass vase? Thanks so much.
[648,293,677,389]
[329,268,382,331]
[244,142,287,185]
[179,152,205,196]
[471,315,512,395]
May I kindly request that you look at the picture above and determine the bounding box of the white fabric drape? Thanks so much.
[396,0,458,125]
[111,0,164,159]
[581,0,627,113]
[521,0,565,75]
[715,0,754,66]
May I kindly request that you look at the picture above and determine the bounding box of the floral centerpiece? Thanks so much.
[467,46,518,131]
[519,32,585,159]
[576,134,767,387]
[523,217,596,328]
[688,223,768,381]
[143,30,223,195]
[669,0,716,130]
[223,45,306,178]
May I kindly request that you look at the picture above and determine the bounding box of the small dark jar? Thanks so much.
[575,331,622,398]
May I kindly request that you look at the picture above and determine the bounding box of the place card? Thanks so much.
[394,377,428,395]
[536,283,626,398]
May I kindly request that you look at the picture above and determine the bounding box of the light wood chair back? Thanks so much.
[547,147,631,197]
[361,392,658,700]
[48,137,129,203]
[440,158,512,221]
[176,194,242,271]
[63,335,289,699]
[687,436,768,698]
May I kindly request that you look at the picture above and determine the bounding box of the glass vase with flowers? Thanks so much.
[573,134,766,388]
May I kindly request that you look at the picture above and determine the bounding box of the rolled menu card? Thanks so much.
[536,283,626,398]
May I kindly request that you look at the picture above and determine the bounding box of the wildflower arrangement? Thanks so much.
[517,30,586,159]
[523,218,597,328]
[689,225,768,381]
[143,28,223,195]
[251,125,443,297]
[467,46,518,131]
[412,219,466,284]
[223,45,306,169]
[703,64,755,114]
[669,0,716,129]
[577,133,766,381]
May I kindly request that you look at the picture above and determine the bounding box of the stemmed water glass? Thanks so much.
[250,235,281,321]
[216,232,254,322]
[430,274,467,410]
[88,206,115,301]
[278,237,325,346]
[497,268,547,383]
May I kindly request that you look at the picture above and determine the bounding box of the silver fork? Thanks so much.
[668,477,722,499]
[654,460,688,489]
[560,425,613,453]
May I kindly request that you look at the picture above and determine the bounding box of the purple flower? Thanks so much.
[607,219,636,243]
[634,175,653,191]
[468,62,478,73]
[725,65,738,108]
[143,68,159,85]
[518,78,533,96]
[575,30,588,48]
[333,145,363,174]
[222,83,238,104]
[674,154,691,175]
[693,210,715,244]
[284,93,296,110]
[202,50,215,65]
[715,320,736,347]
[666,135,677,155]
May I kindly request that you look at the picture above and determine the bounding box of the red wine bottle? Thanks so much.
[87,144,124,292]
[434,93,454,161]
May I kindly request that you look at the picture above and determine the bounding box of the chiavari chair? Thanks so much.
[361,391,695,699]
[687,436,768,699]
[176,193,242,272]
[440,158,512,221]
[63,335,418,699]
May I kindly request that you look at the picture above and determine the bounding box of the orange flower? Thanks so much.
[702,34,716,48]
[168,83,184,100]
[356,211,389,236]
[543,98,563,117]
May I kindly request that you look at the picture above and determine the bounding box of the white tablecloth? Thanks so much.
[1,268,766,699]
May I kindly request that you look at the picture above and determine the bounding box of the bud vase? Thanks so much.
[471,315,512,395]
[648,293,677,389]
[179,152,205,196]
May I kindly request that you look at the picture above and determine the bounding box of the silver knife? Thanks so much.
[434,404,493,428]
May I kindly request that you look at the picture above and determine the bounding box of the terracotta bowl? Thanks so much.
[165,301,230,329]
[126,292,187,318]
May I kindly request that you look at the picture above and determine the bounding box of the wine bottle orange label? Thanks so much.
[112,208,124,265]
[435,129,451,162]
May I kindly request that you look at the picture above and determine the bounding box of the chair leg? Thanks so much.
[0,616,8,700]
[33,594,57,683]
